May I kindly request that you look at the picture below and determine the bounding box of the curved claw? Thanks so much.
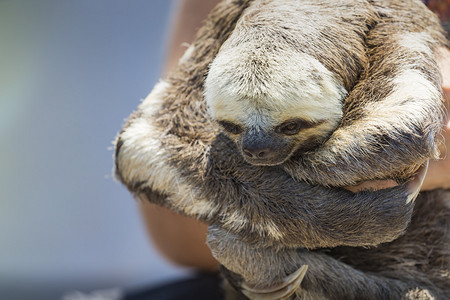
[406,160,429,204]
[241,265,308,300]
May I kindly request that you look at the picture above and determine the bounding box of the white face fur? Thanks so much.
[205,33,347,166]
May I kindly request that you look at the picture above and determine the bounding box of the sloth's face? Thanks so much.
[216,117,333,166]
[205,47,347,166]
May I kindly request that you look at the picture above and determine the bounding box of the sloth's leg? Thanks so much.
[207,225,308,300]
[208,226,432,300]
[292,249,433,300]
[283,1,447,187]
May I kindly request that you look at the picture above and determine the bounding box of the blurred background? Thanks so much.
[1,1,447,300]
[0,1,192,299]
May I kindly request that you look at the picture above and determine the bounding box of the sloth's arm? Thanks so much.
[206,167,417,250]
[198,144,427,249]
[208,229,424,299]
[125,146,421,250]
[284,0,448,187]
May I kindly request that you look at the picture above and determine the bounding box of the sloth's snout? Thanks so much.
[241,129,291,165]
[242,144,284,165]
[241,130,276,161]
[241,143,288,166]
[242,134,276,161]
[243,146,271,159]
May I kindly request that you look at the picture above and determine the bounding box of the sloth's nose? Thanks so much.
[243,147,270,159]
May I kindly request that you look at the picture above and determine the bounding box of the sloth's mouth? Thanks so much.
[241,145,297,166]
[242,155,288,166]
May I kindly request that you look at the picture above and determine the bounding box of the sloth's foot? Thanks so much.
[344,160,428,204]
[241,265,308,300]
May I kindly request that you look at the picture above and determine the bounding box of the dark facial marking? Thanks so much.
[291,136,323,158]
[218,120,244,135]
[275,118,324,136]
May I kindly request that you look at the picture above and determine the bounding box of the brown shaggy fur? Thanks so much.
[114,0,450,298]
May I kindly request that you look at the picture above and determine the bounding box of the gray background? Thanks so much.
[0,1,190,299]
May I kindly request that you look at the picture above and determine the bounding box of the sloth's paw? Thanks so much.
[241,265,308,300]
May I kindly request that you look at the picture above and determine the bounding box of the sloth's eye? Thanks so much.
[275,119,308,135]
[218,120,243,135]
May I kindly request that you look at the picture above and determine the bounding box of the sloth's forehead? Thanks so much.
[210,95,343,128]
[205,50,346,127]
[206,47,345,100]
[208,48,333,96]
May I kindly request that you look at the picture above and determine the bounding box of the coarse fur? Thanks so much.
[114,0,450,298]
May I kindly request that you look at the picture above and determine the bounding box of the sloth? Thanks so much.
[114,0,450,299]
[204,0,447,186]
